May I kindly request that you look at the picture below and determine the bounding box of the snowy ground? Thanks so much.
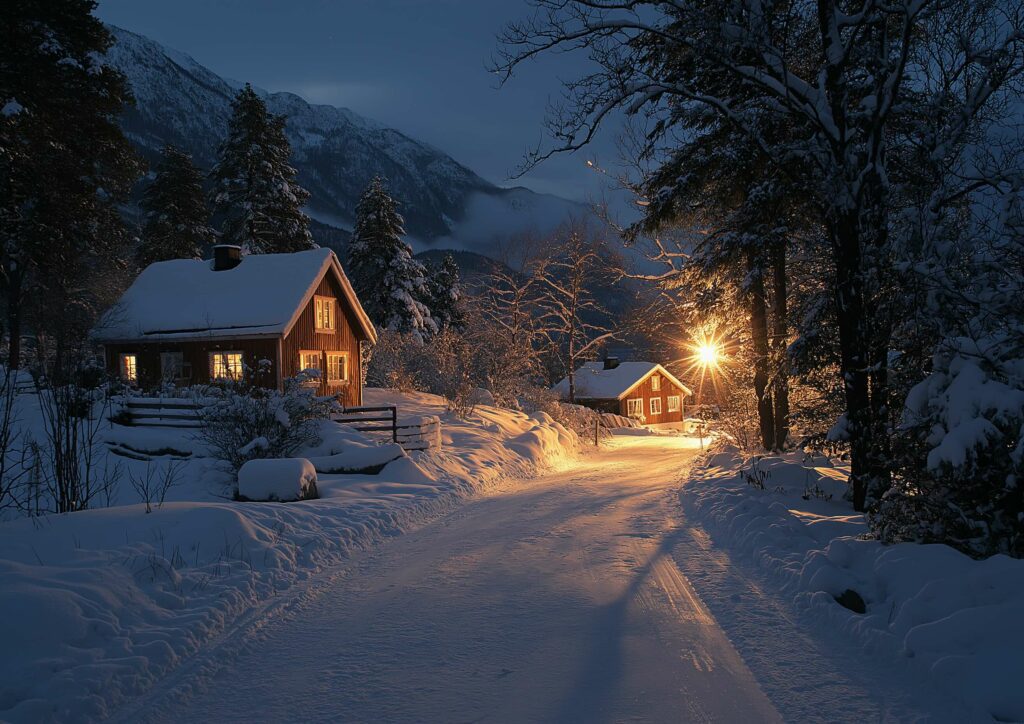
[102,435,978,724]
[0,388,577,723]
[680,444,1023,722]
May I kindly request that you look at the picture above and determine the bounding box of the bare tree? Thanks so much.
[128,460,184,514]
[496,0,1024,510]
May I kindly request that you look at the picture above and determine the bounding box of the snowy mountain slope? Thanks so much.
[104,25,585,250]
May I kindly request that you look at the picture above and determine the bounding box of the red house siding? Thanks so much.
[280,274,363,406]
[104,338,279,390]
[618,373,687,425]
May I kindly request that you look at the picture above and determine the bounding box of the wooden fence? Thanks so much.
[331,406,442,452]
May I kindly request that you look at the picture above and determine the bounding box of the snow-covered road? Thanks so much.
[116,435,783,723]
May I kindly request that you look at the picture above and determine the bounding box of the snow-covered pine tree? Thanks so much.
[210,84,314,254]
[347,177,437,342]
[137,145,214,266]
[426,254,464,330]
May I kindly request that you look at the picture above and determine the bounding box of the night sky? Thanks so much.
[94,0,627,207]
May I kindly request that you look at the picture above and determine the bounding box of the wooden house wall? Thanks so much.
[618,372,686,424]
[104,338,279,390]
[280,272,364,406]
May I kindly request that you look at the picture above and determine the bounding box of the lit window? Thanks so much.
[315,296,336,332]
[120,354,137,383]
[627,398,643,417]
[299,352,321,382]
[651,374,661,391]
[667,396,681,413]
[210,351,243,381]
[326,353,348,384]
[650,397,662,416]
[160,352,184,381]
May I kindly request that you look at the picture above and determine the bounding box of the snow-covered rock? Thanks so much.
[237,458,318,502]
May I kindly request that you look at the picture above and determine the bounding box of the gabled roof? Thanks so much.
[95,248,377,343]
[552,361,693,400]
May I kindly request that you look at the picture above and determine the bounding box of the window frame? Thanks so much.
[298,350,323,384]
[626,398,643,417]
[209,351,244,382]
[651,374,661,391]
[650,397,663,416]
[160,351,185,381]
[667,395,681,413]
[325,352,349,385]
[119,353,138,383]
[314,295,337,333]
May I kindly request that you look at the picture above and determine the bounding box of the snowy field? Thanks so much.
[0,388,577,723]
[680,443,1024,722]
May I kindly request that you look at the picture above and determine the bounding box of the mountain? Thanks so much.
[104,25,586,254]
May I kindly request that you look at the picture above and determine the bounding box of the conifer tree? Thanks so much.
[426,254,464,330]
[210,84,314,254]
[137,145,214,267]
[1,0,142,369]
[347,177,436,342]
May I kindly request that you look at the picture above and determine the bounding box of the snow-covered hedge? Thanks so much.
[237,458,318,502]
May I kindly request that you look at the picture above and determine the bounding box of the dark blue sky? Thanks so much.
[95,0,627,205]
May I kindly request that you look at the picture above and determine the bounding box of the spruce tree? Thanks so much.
[347,177,436,342]
[426,254,464,330]
[1,0,142,369]
[210,84,314,254]
[137,145,214,266]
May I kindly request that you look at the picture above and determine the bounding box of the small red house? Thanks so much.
[95,246,377,405]
[553,358,693,429]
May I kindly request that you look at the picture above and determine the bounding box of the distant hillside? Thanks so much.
[105,25,586,255]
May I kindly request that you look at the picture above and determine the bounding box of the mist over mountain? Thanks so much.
[104,24,586,255]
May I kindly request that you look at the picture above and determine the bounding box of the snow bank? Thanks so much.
[238,458,318,502]
[681,446,1024,721]
[0,388,578,722]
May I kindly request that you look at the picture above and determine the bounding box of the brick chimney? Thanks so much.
[212,245,242,271]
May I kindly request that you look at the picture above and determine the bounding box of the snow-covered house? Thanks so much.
[95,246,377,405]
[553,358,693,429]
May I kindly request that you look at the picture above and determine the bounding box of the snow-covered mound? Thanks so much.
[681,446,1024,722]
[238,458,318,502]
[0,389,577,723]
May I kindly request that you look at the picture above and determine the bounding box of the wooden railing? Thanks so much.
[332,405,399,442]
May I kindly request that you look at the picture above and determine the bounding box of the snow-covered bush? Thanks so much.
[197,374,339,477]
[237,457,318,502]
[874,334,1024,557]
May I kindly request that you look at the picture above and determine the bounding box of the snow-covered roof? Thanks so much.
[552,361,693,400]
[95,248,377,343]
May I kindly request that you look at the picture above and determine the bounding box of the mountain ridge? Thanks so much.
[104,24,585,253]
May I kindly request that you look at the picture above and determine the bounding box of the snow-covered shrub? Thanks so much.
[197,374,339,476]
[237,457,318,502]
[366,330,421,392]
[874,334,1024,557]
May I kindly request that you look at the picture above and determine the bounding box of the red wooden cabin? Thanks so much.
[95,245,377,406]
[553,358,693,429]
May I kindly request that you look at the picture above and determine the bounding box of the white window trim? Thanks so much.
[627,398,643,417]
[667,395,681,413]
[314,295,337,333]
[298,350,323,385]
[650,397,662,416]
[209,351,244,381]
[325,352,349,385]
[651,374,661,391]
[120,353,138,383]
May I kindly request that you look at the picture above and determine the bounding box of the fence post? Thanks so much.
[594,415,599,447]
[391,405,398,443]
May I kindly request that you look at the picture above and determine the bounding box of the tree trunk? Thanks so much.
[770,240,790,449]
[746,250,775,450]
[5,268,23,371]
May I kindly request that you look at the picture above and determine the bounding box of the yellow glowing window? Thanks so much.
[210,351,243,381]
[667,396,681,413]
[650,397,662,416]
[627,398,643,417]
[120,354,137,383]
[315,296,336,332]
[651,374,661,391]
[326,353,348,384]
